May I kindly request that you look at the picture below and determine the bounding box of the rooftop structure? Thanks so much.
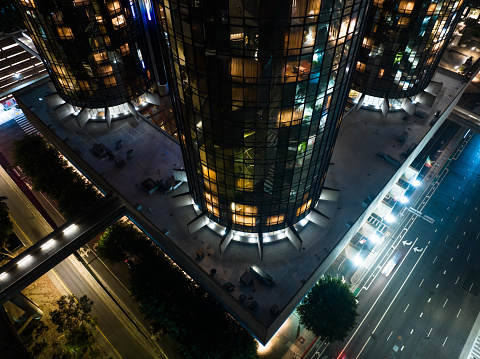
[350,0,465,109]
[14,0,160,125]
[157,0,370,240]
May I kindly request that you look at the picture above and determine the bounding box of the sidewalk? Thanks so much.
[258,312,318,359]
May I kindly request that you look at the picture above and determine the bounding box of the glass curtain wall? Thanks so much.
[352,0,465,99]
[159,0,370,233]
[15,0,155,108]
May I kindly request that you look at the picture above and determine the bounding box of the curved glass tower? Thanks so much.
[15,0,155,109]
[352,0,465,100]
[160,0,370,234]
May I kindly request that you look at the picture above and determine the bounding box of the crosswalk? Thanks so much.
[466,331,480,359]
[13,113,39,135]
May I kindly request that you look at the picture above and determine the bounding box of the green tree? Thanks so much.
[96,220,153,263]
[0,196,14,258]
[50,295,96,333]
[130,253,258,359]
[12,135,101,219]
[296,276,358,343]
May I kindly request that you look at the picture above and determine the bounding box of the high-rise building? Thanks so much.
[351,0,465,107]
[158,0,370,238]
[15,0,157,120]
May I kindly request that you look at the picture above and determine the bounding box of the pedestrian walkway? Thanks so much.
[13,113,39,135]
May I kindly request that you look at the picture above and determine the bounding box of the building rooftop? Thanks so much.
[13,66,467,343]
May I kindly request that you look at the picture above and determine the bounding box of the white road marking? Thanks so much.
[350,241,425,359]
[469,283,474,291]
[457,245,460,249]
[451,257,454,262]
[419,279,424,287]
[401,345,404,351]
[443,337,448,346]
[467,253,471,261]
[435,229,437,232]
[477,232,479,239]
[455,216,458,222]
[387,331,393,341]
[428,298,432,302]
[436,283,440,288]
[410,329,414,334]
[433,256,437,263]
[441,218,443,221]
[457,309,462,318]
[443,270,447,275]
[455,276,460,284]
[404,304,409,312]
[427,328,433,337]
[464,231,466,235]
[420,312,423,317]
[465,198,468,204]
[445,236,448,242]
[443,299,448,307]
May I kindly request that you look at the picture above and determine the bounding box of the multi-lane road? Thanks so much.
[0,114,160,358]
[308,130,480,359]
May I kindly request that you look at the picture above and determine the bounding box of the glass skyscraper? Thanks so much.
[351,0,465,103]
[158,0,370,234]
[15,0,155,111]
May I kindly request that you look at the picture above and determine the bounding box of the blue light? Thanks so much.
[130,0,136,17]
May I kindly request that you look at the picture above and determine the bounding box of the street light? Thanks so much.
[398,195,409,204]
[353,254,363,266]
[384,214,396,223]
[411,178,421,187]
[370,233,381,243]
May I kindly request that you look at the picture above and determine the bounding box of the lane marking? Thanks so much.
[455,276,460,285]
[428,298,432,303]
[433,256,437,263]
[443,299,448,308]
[427,328,433,337]
[410,329,414,334]
[387,331,393,341]
[467,253,471,261]
[457,309,462,318]
[404,304,409,313]
[470,283,474,291]
[340,239,421,359]
[436,283,439,288]
[420,312,423,317]
[419,279,424,287]
[443,270,447,275]
[443,337,448,346]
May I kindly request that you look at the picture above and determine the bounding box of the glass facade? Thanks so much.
[159,0,369,233]
[15,0,155,108]
[352,0,465,99]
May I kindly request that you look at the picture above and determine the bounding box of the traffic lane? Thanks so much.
[347,203,478,357]
[54,258,155,359]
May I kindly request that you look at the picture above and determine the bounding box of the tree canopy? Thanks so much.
[98,220,258,359]
[12,134,101,219]
[96,221,153,264]
[0,196,14,258]
[296,276,358,343]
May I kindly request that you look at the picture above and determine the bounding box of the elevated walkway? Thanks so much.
[0,194,125,305]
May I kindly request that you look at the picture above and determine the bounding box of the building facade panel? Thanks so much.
[159,0,370,233]
[352,0,465,100]
[15,0,155,108]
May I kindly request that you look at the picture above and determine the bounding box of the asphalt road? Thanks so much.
[308,131,480,359]
[0,117,157,358]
